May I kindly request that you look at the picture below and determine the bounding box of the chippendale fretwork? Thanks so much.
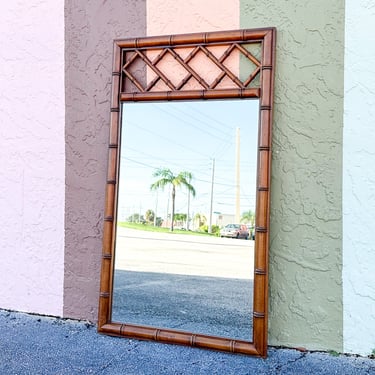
[121,42,261,94]
[99,28,276,358]
[111,29,273,101]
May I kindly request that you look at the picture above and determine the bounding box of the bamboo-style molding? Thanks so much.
[98,28,276,358]
[101,322,259,355]
[120,88,260,102]
[114,28,273,49]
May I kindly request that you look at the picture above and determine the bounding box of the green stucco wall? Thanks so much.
[241,1,345,351]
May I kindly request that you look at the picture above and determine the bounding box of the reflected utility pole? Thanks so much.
[208,158,215,234]
[235,127,241,223]
[187,176,191,230]
[153,191,158,227]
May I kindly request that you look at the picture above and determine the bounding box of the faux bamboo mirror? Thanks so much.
[98,28,276,357]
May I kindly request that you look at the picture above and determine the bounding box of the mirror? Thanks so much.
[112,100,259,341]
[98,28,275,357]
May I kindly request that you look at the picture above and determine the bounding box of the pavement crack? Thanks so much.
[93,355,119,374]
[274,352,307,373]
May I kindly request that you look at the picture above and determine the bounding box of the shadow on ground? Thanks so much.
[112,270,254,340]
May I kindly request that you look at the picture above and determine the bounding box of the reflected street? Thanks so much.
[114,227,254,279]
[112,228,254,340]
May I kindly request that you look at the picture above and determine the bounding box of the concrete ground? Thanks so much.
[1,310,374,375]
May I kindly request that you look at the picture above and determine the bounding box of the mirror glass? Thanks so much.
[112,99,259,341]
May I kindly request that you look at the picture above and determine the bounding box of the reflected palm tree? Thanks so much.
[194,212,207,228]
[150,168,196,231]
[241,210,255,226]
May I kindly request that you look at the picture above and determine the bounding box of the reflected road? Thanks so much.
[113,227,255,340]
[115,227,254,280]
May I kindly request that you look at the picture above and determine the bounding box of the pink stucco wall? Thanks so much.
[0,1,65,315]
[147,0,239,35]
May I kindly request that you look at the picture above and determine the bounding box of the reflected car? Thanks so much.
[220,224,249,239]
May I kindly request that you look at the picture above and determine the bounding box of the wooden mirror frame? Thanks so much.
[98,28,276,357]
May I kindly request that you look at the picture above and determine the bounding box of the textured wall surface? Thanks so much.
[0,1,65,315]
[343,0,375,356]
[147,0,239,35]
[241,0,345,351]
[64,0,146,320]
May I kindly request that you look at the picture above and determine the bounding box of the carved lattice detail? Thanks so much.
[121,42,261,94]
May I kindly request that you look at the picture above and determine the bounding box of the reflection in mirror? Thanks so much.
[112,99,259,341]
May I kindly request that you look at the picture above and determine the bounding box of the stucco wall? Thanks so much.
[147,0,239,35]
[0,1,65,315]
[241,0,345,351]
[64,0,146,320]
[343,0,375,356]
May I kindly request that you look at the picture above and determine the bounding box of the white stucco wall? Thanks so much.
[0,1,65,315]
[343,0,375,355]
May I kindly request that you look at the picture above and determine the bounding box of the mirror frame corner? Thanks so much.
[98,27,276,358]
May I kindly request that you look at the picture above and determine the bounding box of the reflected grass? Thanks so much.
[118,222,217,237]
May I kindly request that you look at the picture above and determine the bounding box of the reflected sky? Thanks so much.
[118,100,259,223]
